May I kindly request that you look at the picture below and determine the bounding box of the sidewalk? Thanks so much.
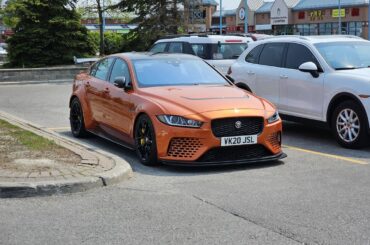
[0,111,133,198]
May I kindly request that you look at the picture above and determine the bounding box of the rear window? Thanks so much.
[211,43,248,60]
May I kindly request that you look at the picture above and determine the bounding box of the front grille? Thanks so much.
[197,144,272,162]
[211,117,264,137]
[167,138,203,159]
[267,132,281,151]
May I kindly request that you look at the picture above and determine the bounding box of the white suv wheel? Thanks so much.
[336,109,360,143]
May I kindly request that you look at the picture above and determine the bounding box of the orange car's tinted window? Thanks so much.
[133,59,228,87]
[109,59,131,84]
[95,58,114,81]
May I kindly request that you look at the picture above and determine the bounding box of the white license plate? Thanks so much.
[221,135,258,147]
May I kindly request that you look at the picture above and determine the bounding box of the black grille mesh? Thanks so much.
[198,144,272,162]
[211,117,263,137]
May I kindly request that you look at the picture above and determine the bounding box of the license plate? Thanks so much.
[221,135,257,147]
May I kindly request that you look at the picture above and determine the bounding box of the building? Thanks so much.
[255,1,274,34]
[185,0,218,33]
[292,0,369,38]
[211,9,237,33]
[236,0,265,32]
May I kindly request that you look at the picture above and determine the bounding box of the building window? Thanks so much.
[352,8,360,16]
[298,12,305,19]
[262,14,265,19]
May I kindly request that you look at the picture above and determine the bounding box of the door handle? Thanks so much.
[280,75,288,79]
[85,81,91,87]
[103,88,110,94]
[247,71,255,75]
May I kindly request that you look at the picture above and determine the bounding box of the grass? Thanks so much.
[0,119,57,151]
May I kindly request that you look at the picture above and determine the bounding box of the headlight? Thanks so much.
[267,111,280,124]
[157,115,203,128]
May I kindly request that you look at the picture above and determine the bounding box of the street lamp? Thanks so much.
[219,0,222,35]
[244,0,248,34]
[338,0,341,34]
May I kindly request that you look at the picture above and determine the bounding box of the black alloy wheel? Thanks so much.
[134,114,158,166]
[331,100,369,149]
[70,98,88,138]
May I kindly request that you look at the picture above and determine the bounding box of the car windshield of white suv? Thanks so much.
[133,58,229,87]
[315,41,370,70]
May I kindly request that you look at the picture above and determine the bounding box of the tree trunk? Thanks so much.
[97,0,104,56]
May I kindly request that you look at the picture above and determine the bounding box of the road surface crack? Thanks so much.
[192,195,311,245]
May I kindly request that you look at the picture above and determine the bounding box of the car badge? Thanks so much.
[235,121,242,129]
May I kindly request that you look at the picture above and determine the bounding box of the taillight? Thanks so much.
[227,67,232,75]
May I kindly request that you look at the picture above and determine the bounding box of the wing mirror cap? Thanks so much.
[299,62,320,78]
[113,76,126,88]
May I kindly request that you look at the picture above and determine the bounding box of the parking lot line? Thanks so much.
[283,145,368,165]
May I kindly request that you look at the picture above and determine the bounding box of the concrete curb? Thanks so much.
[0,79,73,85]
[0,111,133,198]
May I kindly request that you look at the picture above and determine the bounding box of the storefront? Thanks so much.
[270,0,299,35]
[292,0,368,38]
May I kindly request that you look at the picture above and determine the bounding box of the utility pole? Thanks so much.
[338,0,341,34]
[219,0,222,34]
[368,0,370,40]
[244,0,248,33]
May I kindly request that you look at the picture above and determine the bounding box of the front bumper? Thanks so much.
[162,152,287,167]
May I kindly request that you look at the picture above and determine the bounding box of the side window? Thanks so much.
[150,43,167,53]
[168,42,183,53]
[259,43,285,67]
[286,43,320,70]
[109,59,131,85]
[90,62,99,76]
[95,58,114,81]
[245,45,264,64]
[191,44,206,59]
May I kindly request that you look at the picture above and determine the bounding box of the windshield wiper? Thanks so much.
[335,67,357,70]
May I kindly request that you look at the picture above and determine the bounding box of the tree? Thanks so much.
[3,0,94,67]
[116,0,183,51]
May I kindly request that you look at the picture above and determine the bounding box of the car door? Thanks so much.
[105,58,135,141]
[254,43,286,106]
[279,43,324,119]
[86,58,114,124]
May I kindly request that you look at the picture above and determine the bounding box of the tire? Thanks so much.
[331,100,369,149]
[134,114,158,166]
[69,98,89,138]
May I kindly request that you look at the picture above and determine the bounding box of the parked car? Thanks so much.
[149,34,253,74]
[0,46,7,55]
[70,53,286,166]
[229,35,370,148]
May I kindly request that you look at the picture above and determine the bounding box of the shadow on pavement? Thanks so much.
[283,121,370,160]
[58,131,285,177]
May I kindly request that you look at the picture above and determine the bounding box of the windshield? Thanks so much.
[133,58,229,87]
[315,41,370,70]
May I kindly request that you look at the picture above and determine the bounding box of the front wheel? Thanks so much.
[70,98,88,138]
[331,100,369,149]
[134,114,158,166]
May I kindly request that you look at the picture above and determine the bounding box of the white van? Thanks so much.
[150,35,253,74]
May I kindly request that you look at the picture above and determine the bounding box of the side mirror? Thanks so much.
[299,62,320,78]
[113,76,126,88]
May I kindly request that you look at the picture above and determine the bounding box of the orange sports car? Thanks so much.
[69,53,286,166]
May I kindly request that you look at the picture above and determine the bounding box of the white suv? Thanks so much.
[150,35,253,74]
[229,35,370,148]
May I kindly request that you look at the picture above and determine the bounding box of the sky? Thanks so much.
[215,0,240,10]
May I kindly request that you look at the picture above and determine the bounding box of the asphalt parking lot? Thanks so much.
[1,83,370,245]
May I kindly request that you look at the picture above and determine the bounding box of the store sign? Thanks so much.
[332,9,345,18]
[310,10,324,21]
[239,7,246,20]
[270,0,289,25]
[189,0,205,24]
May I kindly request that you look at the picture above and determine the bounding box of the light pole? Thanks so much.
[368,0,370,40]
[102,0,106,34]
[244,0,248,33]
[219,0,222,35]
[338,0,341,34]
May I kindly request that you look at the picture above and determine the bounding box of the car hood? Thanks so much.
[338,68,370,78]
[139,85,271,116]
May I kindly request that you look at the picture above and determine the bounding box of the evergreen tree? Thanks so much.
[116,0,183,51]
[4,0,94,67]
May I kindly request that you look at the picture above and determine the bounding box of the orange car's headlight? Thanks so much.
[157,115,203,128]
[267,111,280,124]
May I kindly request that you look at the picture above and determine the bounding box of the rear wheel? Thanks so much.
[70,98,88,138]
[134,114,158,166]
[331,100,369,148]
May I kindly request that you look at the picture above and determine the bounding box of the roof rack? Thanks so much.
[159,33,210,39]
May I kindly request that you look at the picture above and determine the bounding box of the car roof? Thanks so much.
[109,52,202,61]
[255,35,367,45]
[155,35,252,44]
